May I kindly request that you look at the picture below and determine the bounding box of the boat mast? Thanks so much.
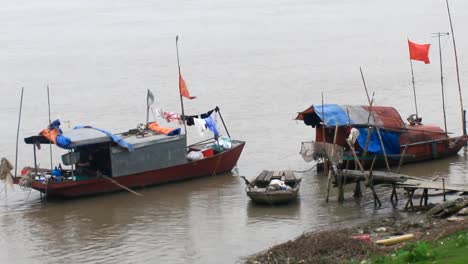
[175,35,188,138]
[47,85,53,173]
[14,87,24,178]
[445,0,465,136]
[433,32,450,134]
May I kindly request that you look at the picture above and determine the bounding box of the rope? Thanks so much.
[293,163,318,173]
[19,172,32,191]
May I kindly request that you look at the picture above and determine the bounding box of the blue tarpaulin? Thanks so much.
[356,128,400,156]
[74,126,134,152]
[49,119,72,149]
[314,104,351,127]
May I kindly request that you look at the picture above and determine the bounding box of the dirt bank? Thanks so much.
[245,209,468,263]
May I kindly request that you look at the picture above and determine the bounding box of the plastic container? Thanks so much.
[201,148,214,157]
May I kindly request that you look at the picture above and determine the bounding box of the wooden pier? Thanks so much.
[338,169,468,209]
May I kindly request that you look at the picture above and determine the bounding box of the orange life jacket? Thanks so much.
[148,122,177,135]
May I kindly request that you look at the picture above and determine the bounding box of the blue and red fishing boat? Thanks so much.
[296,104,467,168]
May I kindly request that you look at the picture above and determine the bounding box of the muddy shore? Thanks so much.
[244,206,468,263]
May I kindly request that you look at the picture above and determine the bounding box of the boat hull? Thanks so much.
[246,187,299,205]
[24,141,245,198]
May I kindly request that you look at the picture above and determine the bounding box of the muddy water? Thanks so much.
[1,0,468,263]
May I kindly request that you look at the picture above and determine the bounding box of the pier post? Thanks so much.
[442,178,446,201]
[353,180,362,198]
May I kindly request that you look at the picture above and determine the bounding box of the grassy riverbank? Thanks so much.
[364,230,468,264]
[245,214,468,264]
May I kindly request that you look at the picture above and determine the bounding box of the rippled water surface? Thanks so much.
[1,1,468,263]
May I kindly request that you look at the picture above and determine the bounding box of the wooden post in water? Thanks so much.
[442,177,446,201]
[396,144,408,174]
[374,126,391,172]
[325,122,339,203]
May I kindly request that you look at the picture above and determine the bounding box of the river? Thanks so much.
[1,0,468,263]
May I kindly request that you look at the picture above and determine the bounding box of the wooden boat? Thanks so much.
[14,108,245,199]
[296,104,468,169]
[242,170,301,205]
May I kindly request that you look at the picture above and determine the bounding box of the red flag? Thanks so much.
[179,74,196,99]
[408,40,430,64]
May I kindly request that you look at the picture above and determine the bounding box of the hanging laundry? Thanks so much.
[193,118,207,136]
[200,109,215,119]
[204,113,220,138]
[182,107,217,122]
[162,111,182,123]
[155,108,163,118]
[185,116,195,126]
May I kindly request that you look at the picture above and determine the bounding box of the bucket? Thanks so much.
[202,148,214,157]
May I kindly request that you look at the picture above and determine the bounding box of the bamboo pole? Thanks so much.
[362,95,375,168]
[321,92,327,174]
[346,140,367,182]
[396,143,408,174]
[433,32,450,134]
[374,126,391,172]
[325,122,339,203]
[360,66,371,105]
[99,173,142,197]
[14,87,24,178]
[217,108,231,138]
[445,0,465,136]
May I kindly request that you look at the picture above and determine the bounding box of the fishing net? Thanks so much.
[0,158,14,191]
[300,141,344,165]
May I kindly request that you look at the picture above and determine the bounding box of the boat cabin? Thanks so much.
[24,127,187,179]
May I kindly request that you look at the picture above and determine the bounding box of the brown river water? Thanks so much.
[1,1,468,263]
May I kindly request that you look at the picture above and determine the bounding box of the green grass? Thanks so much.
[367,230,468,264]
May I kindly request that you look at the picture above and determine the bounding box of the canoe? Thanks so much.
[242,170,301,205]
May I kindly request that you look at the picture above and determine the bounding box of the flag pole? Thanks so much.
[47,85,53,173]
[176,35,188,137]
[445,0,465,136]
[433,32,450,134]
[408,56,419,119]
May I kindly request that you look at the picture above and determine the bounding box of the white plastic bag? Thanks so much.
[187,151,204,161]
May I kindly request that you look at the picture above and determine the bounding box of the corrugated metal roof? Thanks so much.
[296,104,405,129]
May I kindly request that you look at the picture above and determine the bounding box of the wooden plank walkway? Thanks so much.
[340,169,468,209]
[397,179,468,193]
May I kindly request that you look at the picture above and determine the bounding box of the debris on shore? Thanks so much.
[245,198,468,264]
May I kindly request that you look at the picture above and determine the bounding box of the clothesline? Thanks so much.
[156,107,221,138]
